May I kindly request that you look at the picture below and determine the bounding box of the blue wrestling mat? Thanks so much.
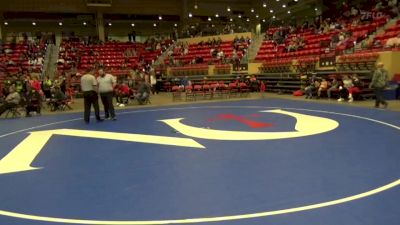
[0,99,399,225]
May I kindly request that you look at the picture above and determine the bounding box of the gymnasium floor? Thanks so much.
[0,96,399,225]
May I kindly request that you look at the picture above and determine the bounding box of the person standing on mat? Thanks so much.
[97,68,117,120]
[370,62,389,109]
[81,69,103,124]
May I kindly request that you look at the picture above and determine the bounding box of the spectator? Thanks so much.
[385,33,400,48]
[0,86,20,116]
[338,75,354,102]
[305,79,320,99]
[25,89,41,117]
[135,80,151,104]
[317,78,329,98]
[327,77,339,99]
[116,82,130,106]
[369,62,389,108]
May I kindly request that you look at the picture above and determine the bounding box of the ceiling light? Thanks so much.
[131,23,135,27]
[288,10,291,14]
[251,8,255,13]
[208,17,212,21]
[294,0,298,1]
[108,22,112,26]
[211,24,215,27]
[174,23,178,27]
[273,15,276,19]
[276,0,280,1]
[315,8,318,11]
[227,6,231,12]
[282,4,286,8]
[256,14,259,18]
[189,12,193,18]
[246,18,250,22]
[215,14,219,18]
[194,4,198,9]
[4,21,8,25]
[238,14,242,18]
[32,22,36,26]
[83,22,87,26]
[270,9,274,13]
[158,16,162,20]
[58,22,63,26]
[153,23,157,27]
[229,18,233,22]
[263,2,267,7]
[262,19,266,22]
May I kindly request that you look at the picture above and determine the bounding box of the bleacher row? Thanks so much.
[374,19,400,44]
[1,42,44,75]
[255,16,388,62]
[165,41,248,65]
[57,41,171,75]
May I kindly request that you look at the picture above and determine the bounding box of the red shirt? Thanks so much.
[120,85,130,95]
[31,80,42,92]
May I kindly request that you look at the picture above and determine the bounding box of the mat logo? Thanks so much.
[0,109,338,175]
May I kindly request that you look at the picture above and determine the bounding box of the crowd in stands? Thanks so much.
[256,0,396,62]
[166,36,250,68]
[180,23,250,38]
[57,36,172,78]
[0,71,71,117]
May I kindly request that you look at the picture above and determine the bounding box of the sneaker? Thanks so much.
[348,98,353,103]
[111,117,117,121]
[338,98,344,102]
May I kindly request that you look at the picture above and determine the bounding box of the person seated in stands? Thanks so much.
[287,41,298,52]
[385,33,400,48]
[50,86,66,111]
[327,77,339,99]
[338,75,354,102]
[116,82,130,106]
[304,78,320,99]
[206,38,212,46]
[0,86,20,117]
[216,37,222,46]
[211,48,218,58]
[180,76,191,89]
[233,36,239,44]
[25,89,41,117]
[249,75,259,92]
[347,74,363,102]
[317,78,329,99]
[217,49,225,60]
[211,38,217,47]
[135,80,151,105]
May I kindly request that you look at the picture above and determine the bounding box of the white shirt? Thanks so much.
[97,74,116,93]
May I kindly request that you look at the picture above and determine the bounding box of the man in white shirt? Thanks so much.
[80,69,102,123]
[97,68,117,120]
[0,86,20,116]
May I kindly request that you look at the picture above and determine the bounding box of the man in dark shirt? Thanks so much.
[135,80,151,105]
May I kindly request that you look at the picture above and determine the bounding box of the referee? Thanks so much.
[80,69,103,123]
